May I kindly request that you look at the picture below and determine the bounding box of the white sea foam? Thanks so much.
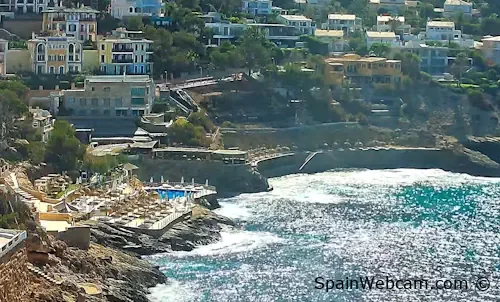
[169,229,284,258]
[215,201,252,220]
[148,280,197,302]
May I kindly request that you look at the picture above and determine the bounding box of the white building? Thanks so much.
[28,35,83,75]
[314,30,348,53]
[110,0,163,20]
[15,0,53,14]
[327,14,360,33]
[277,14,315,35]
[0,39,7,76]
[242,0,272,16]
[376,16,410,33]
[366,31,401,48]
[481,36,500,66]
[205,22,247,46]
[425,21,461,41]
[29,107,54,142]
[443,0,472,18]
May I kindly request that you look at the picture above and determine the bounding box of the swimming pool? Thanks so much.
[155,189,195,200]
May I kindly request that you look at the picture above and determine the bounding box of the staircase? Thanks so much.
[27,263,64,285]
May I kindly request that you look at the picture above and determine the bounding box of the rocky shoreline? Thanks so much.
[90,205,235,256]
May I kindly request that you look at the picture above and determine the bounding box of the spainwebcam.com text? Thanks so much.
[315,276,491,292]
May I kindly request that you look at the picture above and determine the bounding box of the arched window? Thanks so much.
[49,66,55,74]
[37,43,44,53]
[59,66,64,74]
[129,7,133,13]
[69,44,74,53]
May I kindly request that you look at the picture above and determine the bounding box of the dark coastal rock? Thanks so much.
[90,207,236,256]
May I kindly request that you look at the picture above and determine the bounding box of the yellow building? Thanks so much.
[42,6,99,42]
[28,35,83,74]
[324,54,402,88]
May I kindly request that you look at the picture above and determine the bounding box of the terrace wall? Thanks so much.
[0,247,31,302]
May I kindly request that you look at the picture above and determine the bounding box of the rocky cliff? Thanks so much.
[257,147,500,178]
[21,223,167,302]
[132,158,270,197]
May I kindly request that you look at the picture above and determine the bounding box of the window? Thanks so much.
[141,44,144,51]
[101,44,105,50]
[59,66,64,74]
[103,87,110,92]
[91,109,99,116]
[91,87,95,91]
[114,98,123,106]
[103,109,110,115]
[79,98,87,106]
[101,55,105,63]
[37,65,44,73]
[131,97,144,105]
[103,98,110,106]
[131,87,145,96]
[49,66,55,74]
[91,98,98,106]
[67,97,75,104]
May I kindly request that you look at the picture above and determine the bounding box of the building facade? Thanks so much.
[97,28,153,75]
[110,0,162,19]
[400,42,449,74]
[28,35,83,74]
[425,21,461,41]
[42,6,99,42]
[62,75,154,117]
[443,0,472,18]
[277,14,315,35]
[30,107,54,142]
[242,0,272,16]
[0,39,7,76]
[481,36,500,66]
[365,31,401,48]
[324,54,402,88]
[327,14,360,33]
[314,30,348,53]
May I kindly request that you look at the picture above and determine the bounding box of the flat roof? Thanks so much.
[100,38,153,43]
[40,220,71,233]
[366,31,397,38]
[445,0,472,6]
[427,20,455,27]
[153,147,212,154]
[0,229,26,250]
[85,75,152,83]
[328,14,356,20]
[315,29,344,37]
[279,14,311,21]
[43,6,100,13]
[377,16,405,22]
[482,36,500,42]
[213,150,248,155]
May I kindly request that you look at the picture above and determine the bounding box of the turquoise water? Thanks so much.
[147,169,500,301]
[155,189,191,200]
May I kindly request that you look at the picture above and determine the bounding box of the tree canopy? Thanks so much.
[45,120,85,172]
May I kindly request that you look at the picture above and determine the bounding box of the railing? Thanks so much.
[112,47,133,52]
[146,181,216,193]
[112,58,134,63]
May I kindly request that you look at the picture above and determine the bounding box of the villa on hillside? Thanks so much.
[324,54,402,88]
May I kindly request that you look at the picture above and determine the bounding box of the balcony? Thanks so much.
[112,58,133,63]
[112,47,133,52]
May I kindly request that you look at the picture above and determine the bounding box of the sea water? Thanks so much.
[146,169,500,301]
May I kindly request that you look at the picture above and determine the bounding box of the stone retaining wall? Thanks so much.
[0,247,31,302]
